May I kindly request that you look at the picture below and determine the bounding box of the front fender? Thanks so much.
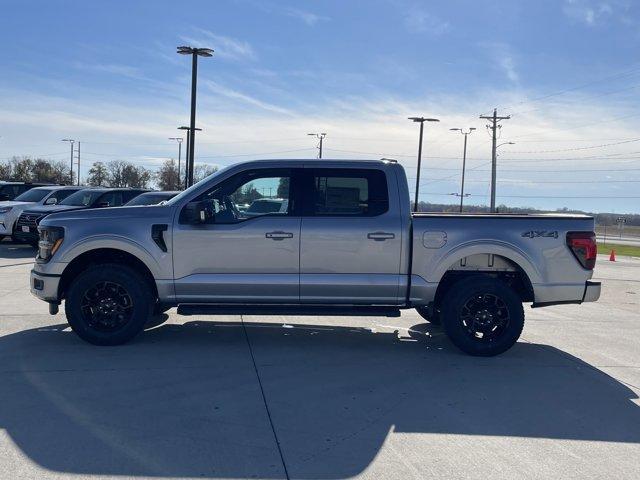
[58,234,167,279]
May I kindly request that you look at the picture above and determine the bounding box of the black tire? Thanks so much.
[65,263,154,345]
[415,305,442,325]
[440,276,524,356]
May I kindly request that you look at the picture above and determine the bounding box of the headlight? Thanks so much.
[37,226,65,263]
[0,206,12,214]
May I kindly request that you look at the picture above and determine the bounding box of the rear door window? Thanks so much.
[309,169,389,216]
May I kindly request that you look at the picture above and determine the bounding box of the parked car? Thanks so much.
[124,191,179,206]
[0,186,84,241]
[244,198,288,217]
[0,182,53,202]
[30,159,600,356]
[15,187,148,245]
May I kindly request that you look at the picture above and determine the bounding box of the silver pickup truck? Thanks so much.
[30,159,600,356]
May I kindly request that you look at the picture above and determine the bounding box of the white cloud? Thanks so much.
[480,42,520,84]
[563,0,619,26]
[404,8,450,35]
[284,7,329,26]
[181,29,255,61]
[203,80,294,116]
[73,62,144,80]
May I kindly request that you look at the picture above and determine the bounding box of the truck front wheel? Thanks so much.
[440,276,524,356]
[65,264,154,345]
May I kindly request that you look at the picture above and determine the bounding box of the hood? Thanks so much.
[22,204,87,215]
[40,204,173,226]
[0,201,30,209]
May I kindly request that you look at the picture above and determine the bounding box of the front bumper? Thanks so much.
[582,280,601,303]
[30,269,61,303]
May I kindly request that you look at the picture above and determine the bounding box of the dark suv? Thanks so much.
[14,188,148,245]
[0,182,54,201]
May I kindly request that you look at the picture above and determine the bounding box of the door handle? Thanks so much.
[367,232,395,241]
[266,231,294,240]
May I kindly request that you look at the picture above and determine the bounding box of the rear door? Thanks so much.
[299,166,403,304]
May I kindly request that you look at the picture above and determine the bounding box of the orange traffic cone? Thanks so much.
[609,250,616,262]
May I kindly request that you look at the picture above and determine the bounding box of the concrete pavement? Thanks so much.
[0,239,638,479]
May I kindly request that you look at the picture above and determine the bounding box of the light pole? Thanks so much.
[493,141,515,210]
[307,133,327,158]
[450,127,476,212]
[408,117,439,212]
[177,45,213,188]
[178,126,202,189]
[168,137,183,188]
[61,139,75,185]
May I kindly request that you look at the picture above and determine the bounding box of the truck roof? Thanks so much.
[235,158,398,167]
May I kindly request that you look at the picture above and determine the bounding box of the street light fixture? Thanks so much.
[307,133,327,158]
[177,45,214,188]
[61,139,75,185]
[178,126,202,190]
[408,117,439,212]
[450,127,476,212]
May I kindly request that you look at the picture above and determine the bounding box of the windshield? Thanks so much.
[165,165,229,206]
[125,193,174,206]
[14,188,53,202]
[59,190,104,207]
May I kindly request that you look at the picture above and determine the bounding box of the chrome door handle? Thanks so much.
[266,231,294,240]
[367,232,395,241]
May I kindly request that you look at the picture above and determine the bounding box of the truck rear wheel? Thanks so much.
[440,276,524,356]
[65,263,154,345]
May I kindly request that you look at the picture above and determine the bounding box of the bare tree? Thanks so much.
[193,164,218,184]
[156,159,182,190]
[106,160,151,188]
[0,156,71,183]
[87,162,109,186]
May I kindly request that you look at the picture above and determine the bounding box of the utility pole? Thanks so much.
[307,133,327,158]
[177,46,213,188]
[61,139,75,185]
[408,116,439,212]
[76,141,81,185]
[169,137,183,188]
[450,128,476,212]
[479,109,510,212]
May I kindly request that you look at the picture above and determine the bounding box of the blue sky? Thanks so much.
[2,0,640,212]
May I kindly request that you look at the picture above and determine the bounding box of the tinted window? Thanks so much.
[60,190,104,206]
[125,192,173,206]
[93,191,124,207]
[50,188,81,202]
[122,190,145,203]
[311,169,388,216]
[14,188,53,202]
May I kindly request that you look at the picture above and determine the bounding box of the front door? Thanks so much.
[299,167,403,305]
[173,168,301,303]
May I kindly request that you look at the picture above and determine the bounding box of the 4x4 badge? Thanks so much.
[522,230,558,239]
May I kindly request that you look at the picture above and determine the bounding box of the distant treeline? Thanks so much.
[417,202,640,227]
[1,156,217,191]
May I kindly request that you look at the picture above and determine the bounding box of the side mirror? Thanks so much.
[183,200,214,224]
[45,197,58,205]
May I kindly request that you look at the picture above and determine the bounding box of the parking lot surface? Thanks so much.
[0,238,638,480]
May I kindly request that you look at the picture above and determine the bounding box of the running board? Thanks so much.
[177,304,401,317]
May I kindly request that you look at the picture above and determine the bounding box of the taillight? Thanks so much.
[566,231,597,270]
